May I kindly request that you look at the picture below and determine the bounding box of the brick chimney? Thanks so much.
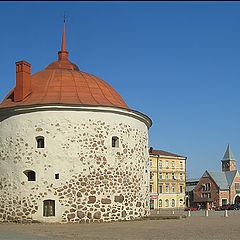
[14,61,31,102]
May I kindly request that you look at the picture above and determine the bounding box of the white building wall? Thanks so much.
[0,107,150,223]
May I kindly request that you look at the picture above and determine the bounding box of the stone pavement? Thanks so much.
[0,230,56,240]
[0,211,240,240]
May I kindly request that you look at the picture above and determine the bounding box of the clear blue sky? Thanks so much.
[1,1,240,178]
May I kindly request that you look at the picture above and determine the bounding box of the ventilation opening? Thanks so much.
[36,136,45,148]
[112,136,119,148]
[43,200,55,217]
[24,170,36,181]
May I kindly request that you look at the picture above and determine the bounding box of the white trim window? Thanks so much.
[172,161,175,168]
[159,172,162,180]
[180,161,183,169]
[172,199,175,207]
[166,185,169,193]
[159,160,162,168]
[166,161,169,168]
[165,173,169,180]
[180,173,183,180]
[165,199,169,207]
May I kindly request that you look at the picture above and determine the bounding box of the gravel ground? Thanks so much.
[0,211,239,240]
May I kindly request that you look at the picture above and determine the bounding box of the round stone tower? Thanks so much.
[0,23,152,223]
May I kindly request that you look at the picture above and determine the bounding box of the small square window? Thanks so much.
[55,173,59,179]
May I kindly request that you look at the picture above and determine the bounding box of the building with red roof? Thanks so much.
[0,22,151,223]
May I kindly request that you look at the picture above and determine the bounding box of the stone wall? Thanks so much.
[0,107,150,223]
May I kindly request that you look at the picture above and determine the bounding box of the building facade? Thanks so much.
[149,147,187,209]
[193,145,240,209]
[0,23,152,223]
[185,178,199,208]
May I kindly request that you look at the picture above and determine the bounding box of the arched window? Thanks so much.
[159,199,162,208]
[165,199,169,207]
[179,199,184,206]
[36,136,45,148]
[24,170,36,181]
[112,136,119,148]
[172,199,175,207]
[43,200,55,217]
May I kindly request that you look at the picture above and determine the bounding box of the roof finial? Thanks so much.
[58,12,68,61]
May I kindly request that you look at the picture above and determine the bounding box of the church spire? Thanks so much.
[222,144,235,161]
[58,18,68,61]
[221,144,236,172]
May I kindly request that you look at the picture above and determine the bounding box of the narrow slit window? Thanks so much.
[43,200,55,217]
[24,170,36,181]
[112,136,119,148]
[55,173,59,179]
[36,136,45,148]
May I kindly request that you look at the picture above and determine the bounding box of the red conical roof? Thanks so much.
[0,23,129,110]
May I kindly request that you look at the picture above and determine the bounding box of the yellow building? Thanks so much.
[149,147,187,209]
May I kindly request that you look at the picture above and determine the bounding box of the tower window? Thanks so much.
[112,136,119,148]
[43,200,55,217]
[24,170,36,181]
[55,173,59,179]
[36,136,45,148]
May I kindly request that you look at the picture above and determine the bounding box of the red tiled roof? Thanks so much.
[149,147,186,158]
[0,22,129,109]
[0,66,129,109]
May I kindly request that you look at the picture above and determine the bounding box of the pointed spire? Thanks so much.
[222,144,235,161]
[58,18,68,61]
[61,21,66,52]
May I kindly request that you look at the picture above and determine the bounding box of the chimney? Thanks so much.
[14,61,31,102]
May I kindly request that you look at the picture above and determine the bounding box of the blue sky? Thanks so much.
[1,1,240,178]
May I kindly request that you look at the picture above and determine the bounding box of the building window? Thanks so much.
[172,161,175,168]
[55,173,59,179]
[222,199,227,205]
[179,199,183,206]
[150,172,153,180]
[235,182,240,190]
[159,185,163,193]
[166,185,169,193]
[180,173,183,180]
[159,160,162,168]
[159,173,162,179]
[172,199,175,207]
[24,170,36,181]
[172,186,175,193]
[165,199,169,207]
[36,136,44,148]
[149,159,152,167]
[166,161,169,168]
[166,173,169,180]
[43,200,55,217]
[150,199,155,210]
[180,161,183,169]
[172,173,176,180]
[150,185,153,193]
[112,136,119,147]
[180,185,183,193]
[159,199,162,208]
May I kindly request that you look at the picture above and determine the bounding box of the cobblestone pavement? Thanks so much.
[0,211,240,240]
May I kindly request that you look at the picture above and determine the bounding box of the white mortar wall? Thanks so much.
[0,109,150,223]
